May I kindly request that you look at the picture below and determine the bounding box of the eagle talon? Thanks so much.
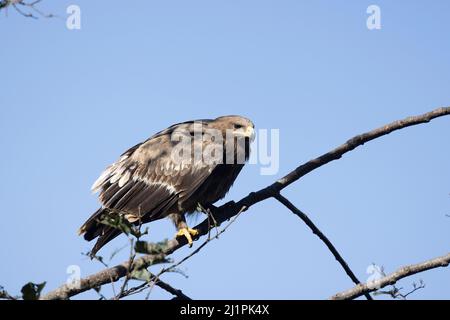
[175,227,199,247]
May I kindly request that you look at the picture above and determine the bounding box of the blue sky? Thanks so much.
[0,1,449,299]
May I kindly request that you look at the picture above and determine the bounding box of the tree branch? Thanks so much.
[330,253,450,300]
[40,106,450,300]
[0,0,54,19]
[115,273,192,300]
[0,286,17,300]
[152,277,192,300]
[40,253,168,300]
[274,193,373,300]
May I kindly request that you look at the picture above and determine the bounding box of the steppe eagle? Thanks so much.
[78,115,254,255]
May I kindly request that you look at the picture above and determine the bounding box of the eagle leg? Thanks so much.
[172,214,198,247]
[197,202,217,213]
[197,203,220,238]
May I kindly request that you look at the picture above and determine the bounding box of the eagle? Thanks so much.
[79,115,255,255]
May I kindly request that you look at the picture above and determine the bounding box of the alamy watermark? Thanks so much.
[66,4,80,30]
[168,124,279,176]
[66,264,81,290]
[367,5,381,30]
[366,263,385,289]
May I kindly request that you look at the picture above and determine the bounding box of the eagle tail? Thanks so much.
[90,227,122,257]
[78,208,121,257]
[77,207,104,240]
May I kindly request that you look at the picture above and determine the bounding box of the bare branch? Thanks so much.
[40,253,168,300]
[144,207,246,299]
[153,277,192,300]
[19,0,54,18]
[375,279,425,300]
[274,193,373,300]
[12,3,36,19]
[115,273,192,300]
[231,107,450,213]
[0,286,18,300]
[331,253,450,300]
[115,238,136,300]
[0,0,54,19]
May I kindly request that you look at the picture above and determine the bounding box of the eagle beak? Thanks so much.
[247,126,256,142]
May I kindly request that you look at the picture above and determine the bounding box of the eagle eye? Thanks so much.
[234,124,244,129]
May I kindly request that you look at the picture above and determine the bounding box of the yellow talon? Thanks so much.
[175,228,198,247]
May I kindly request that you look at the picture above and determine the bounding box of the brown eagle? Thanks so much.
[79,115,254,255]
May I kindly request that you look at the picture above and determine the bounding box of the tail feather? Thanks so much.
[90,227,122,257]
[78,208,122,257]
[78,208,104,240]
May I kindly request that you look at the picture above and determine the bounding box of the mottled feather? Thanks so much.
[79,115,254,255]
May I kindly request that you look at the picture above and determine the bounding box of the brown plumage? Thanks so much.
[79,115,254,256]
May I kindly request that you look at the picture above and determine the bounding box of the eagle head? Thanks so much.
[213,115,255,142]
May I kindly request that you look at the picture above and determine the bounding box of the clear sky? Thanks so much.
[0,1,449,299]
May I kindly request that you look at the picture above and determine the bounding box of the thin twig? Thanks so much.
[20,0,53,18]
[145,206,246,299]
[12,3,35,18]
[115,238,136,300]
[85,252,119,297]
[0,286,17,300]
[274,193,373,300]
[0,0,55,19]
[331,253,450,300]
[116,273,192,300]
[117,282,148,298]
[376,280,425,300]
[153,277,192,300]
